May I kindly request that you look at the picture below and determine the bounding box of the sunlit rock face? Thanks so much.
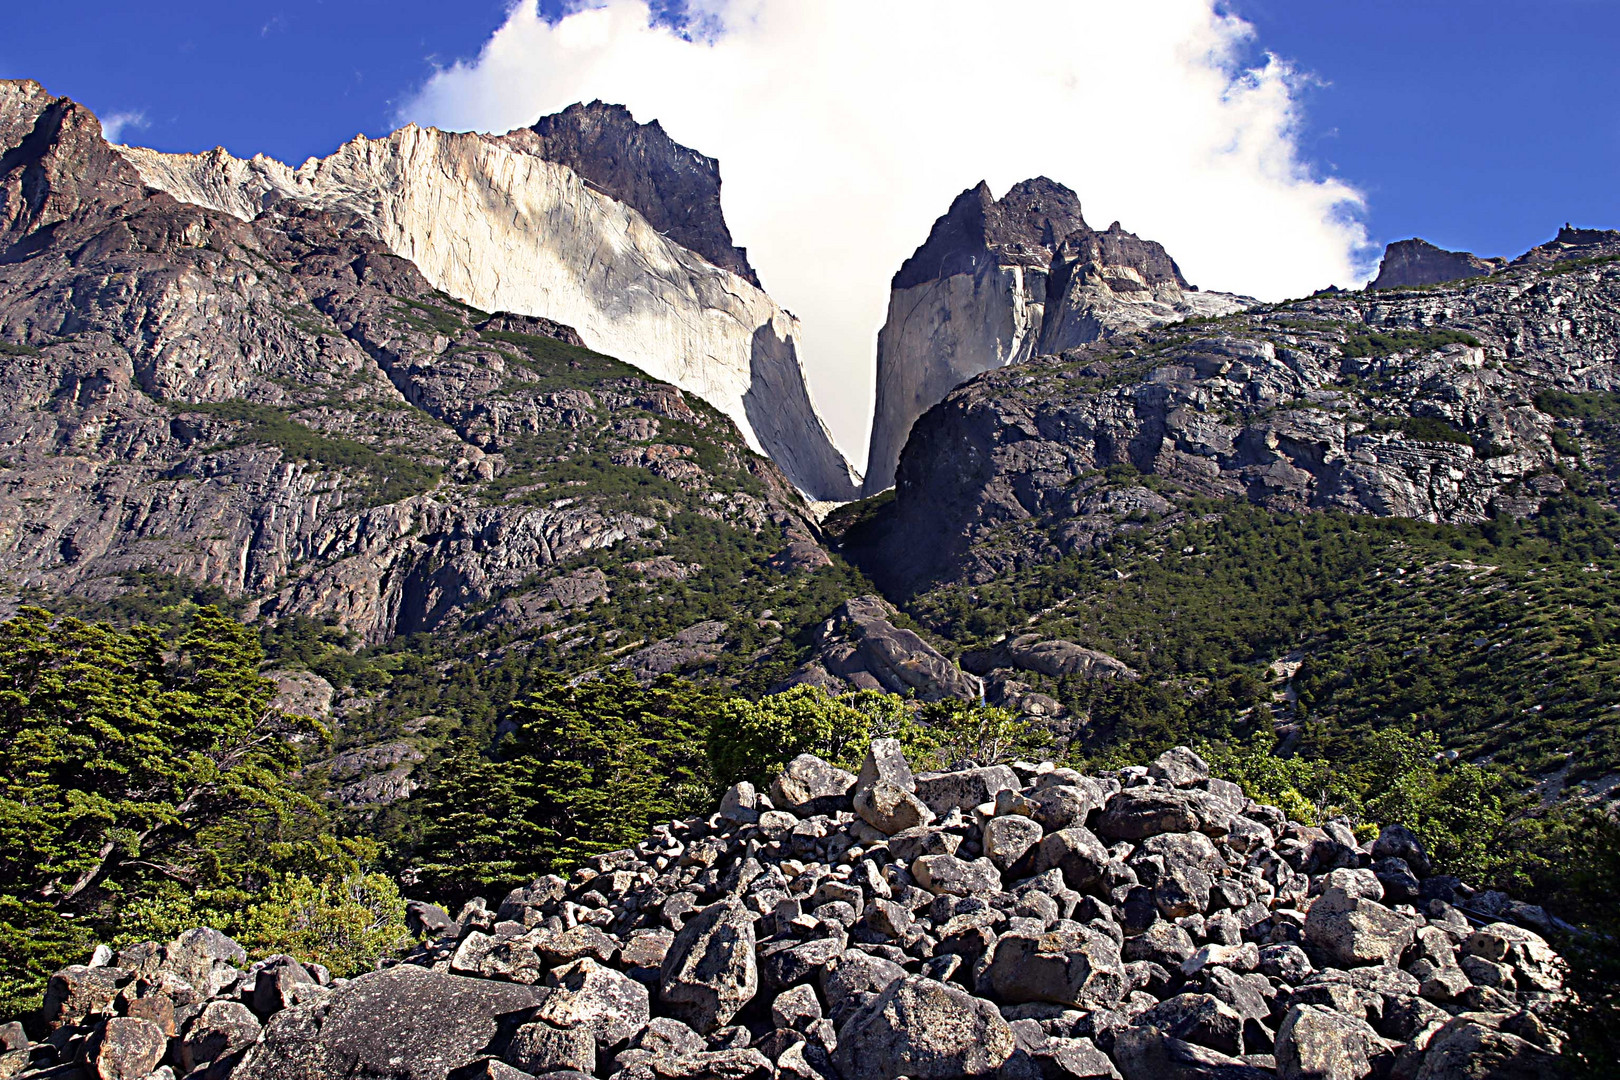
[116,104,860,500]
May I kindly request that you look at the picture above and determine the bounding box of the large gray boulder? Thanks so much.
[1462,923,1564,992]
[855,780,935,835]
[1033,827,1111,892]
[232,965,547,1080]
[1109,1025,1272,1079]
[914,765,1021,815]
[1303,887,1416,967]
[539,956,651,1046]
[86,1016,168,1080]
[770,754,857,815]
[658,899,758,1033]
[1412,1018,1561,1079]
[832,975,1015,1079]
[1097,788,1225,841]
[1274,1003,1388,1080]
[985,928,1125,1008]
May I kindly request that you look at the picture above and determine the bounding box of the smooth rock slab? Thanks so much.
[232,965,546,1080]
[832,975,1015,1080]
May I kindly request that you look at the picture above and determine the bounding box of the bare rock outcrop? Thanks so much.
[113,101,859,499]
[1368,238,1504,290]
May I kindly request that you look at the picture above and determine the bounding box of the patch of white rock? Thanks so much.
[116,130,862,501]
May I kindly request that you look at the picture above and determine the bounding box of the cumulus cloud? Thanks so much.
[398,0,1372,466]
[99,110,149,144]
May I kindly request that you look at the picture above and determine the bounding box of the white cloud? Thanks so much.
[398,0,1373,467]
[99,110,149,144]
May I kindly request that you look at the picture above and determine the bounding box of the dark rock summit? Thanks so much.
[892,178,1090,290]
[528,101,760,286]
[1368,238,1502,290]
[7,745,1571,1080]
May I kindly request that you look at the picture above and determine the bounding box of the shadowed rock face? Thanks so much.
[1369,238,1503,290]
[529,100,760,288]
[863,178,1249,496]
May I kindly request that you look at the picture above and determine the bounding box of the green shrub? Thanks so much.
[1341,327,1481,359]
[709,684,875,788]
[239,872,410,977]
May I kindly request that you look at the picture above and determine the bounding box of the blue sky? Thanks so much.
[2,0,1613,263]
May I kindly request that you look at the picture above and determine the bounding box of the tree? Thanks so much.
[0,606,329,1017]
[708,684,875,788]
[409,672,720,897]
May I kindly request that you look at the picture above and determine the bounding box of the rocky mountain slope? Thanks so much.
[850,228,1620,595]
[7,744,1569,1080]
[862,179,1251,495]
[113,100,860,500]
[0,79,866,685]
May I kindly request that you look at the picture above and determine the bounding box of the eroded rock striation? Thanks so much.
[862,178,1251,495]
[8,745,1570,1079]
[113,100,858,499]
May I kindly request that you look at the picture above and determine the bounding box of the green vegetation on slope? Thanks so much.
[0,607,404,1018]
[168,399,441,505]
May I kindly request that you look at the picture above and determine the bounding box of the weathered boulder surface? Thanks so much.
[9,747,1572,1080]
[232,965,546,1079]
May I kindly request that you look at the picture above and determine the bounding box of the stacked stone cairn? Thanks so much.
[6,745,1571,1080]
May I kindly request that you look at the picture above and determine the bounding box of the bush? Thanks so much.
[709,684,875,788]
[239,872,410,977]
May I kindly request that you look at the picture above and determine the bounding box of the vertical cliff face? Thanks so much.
[115,108,861,501]
[861,179,1251,496]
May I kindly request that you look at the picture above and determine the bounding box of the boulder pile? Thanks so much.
[5,745,1571,1080]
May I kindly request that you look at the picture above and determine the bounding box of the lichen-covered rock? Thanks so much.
[985,928,1126,1008]
[658,900,757,1034]
[831,975,1015,1080]
[1303,887,1417,967]
[86,1016,168,1080]
[232,965,545,1080]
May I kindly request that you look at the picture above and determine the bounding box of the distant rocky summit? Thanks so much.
[862,178,1251,495]
[6,745,1568,1080]
[850,228,1620,594]
[1368,239,1503,291]
[529,100,760,288]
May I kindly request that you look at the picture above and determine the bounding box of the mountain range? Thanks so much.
[3,73,1620,1077]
